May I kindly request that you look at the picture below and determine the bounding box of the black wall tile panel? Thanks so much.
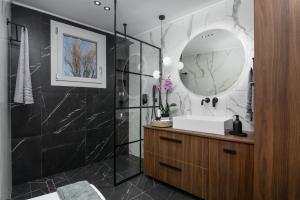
[10,5,128,185]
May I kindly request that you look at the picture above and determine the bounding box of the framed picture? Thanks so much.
[51,20,106,88]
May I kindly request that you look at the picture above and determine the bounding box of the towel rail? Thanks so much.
[7,18,26,42]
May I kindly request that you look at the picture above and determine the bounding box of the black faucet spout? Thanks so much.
[201,97,210,106]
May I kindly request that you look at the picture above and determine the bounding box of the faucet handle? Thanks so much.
[212,97,218,107]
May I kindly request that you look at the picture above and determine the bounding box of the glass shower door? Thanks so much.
[114,33,161,185]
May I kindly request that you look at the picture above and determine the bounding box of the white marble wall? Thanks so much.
[0,0,11,198]
[136,0,254,131]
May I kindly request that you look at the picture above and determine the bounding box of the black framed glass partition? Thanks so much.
[113,31,161,185]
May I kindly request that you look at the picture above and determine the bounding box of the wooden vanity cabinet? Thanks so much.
[144,126,254,200]
[144,128,208,199]
[208,140,254,200]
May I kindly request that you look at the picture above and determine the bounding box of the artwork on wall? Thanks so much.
[51,20,106,88]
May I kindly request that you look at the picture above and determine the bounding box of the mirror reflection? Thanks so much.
[180,29,244,96]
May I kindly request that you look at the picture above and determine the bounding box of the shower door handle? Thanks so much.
[142,94,148,105]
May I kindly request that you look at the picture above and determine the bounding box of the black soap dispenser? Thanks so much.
[230,115,247,137]
[233,115,242,134]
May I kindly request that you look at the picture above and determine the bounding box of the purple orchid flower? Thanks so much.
[157,78,173,92]
[156,78,176,117]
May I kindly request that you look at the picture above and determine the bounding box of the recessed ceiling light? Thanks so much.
[94,1,101,6]
[201,33,214,39]
[104,6,111,11]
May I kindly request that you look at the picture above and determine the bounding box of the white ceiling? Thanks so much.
[13,0,221,35]
[116,0,221,35]
[182,29,243,55]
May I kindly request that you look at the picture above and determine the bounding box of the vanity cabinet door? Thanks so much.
[144,127,156,153]
[144,152,156,178]
[157,156,208,199]
[157,130,190,162]
[189,136,209,168]
[208,139,254,200]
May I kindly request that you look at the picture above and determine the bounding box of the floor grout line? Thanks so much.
[12,160,198,200]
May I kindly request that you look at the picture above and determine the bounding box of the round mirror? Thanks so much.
[180,29,245,96]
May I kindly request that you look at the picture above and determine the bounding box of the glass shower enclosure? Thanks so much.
[113,31,161,185]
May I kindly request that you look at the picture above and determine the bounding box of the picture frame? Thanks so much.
[51,20,106,88]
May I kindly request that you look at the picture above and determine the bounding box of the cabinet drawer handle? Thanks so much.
[223,149,237,155]
[159,162,182,171]
[160,136,182,144]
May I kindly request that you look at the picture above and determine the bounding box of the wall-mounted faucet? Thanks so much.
[201,97,210,105]
[212,97,218,107]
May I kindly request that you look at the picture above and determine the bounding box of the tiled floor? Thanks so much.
[12,158,199,200]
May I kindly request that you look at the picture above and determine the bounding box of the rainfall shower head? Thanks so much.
[117,37,134,49]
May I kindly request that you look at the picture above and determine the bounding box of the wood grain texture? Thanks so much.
[144,127,253,199]
[254,0,300,199]
[144,152,156,177]
[188,136,209,168]
[145,127,209,167]
[157,156,208,199]
[144,128,208,199]
[157,130,189,163]
[144,128,156,153]
[288,0,300,199]
[145,153,208,199]
[144,125,254,144]
[208,140,253,200]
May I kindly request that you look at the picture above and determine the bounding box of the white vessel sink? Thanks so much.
[173,115,233,135]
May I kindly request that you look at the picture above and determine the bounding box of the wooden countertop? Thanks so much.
[144,125,255,145]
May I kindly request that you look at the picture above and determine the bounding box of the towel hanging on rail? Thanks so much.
[246,67,254,121]
[14,28,34,104]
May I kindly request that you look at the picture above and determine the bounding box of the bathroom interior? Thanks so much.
[0,0,300,199]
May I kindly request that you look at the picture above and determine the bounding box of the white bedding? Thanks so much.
[28,184,106,200]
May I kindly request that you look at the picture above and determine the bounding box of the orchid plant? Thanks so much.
[157,77,176,117]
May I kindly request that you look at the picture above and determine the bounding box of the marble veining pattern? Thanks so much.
[12,159,198,200]
[187,15,194,40]
[11,0,253,190]
[41,89,73,126]
[232,0,246,31]
[11,138,26,153]
[137,0,254,132]
[161,24,172,56]
[149,32,155,46]
[10,5,117,185]
[175,92,192,116]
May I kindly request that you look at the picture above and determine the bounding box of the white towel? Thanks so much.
[246,67,253,121]
[14,28,34,104]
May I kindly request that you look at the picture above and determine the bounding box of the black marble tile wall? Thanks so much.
[10,5,122,185]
